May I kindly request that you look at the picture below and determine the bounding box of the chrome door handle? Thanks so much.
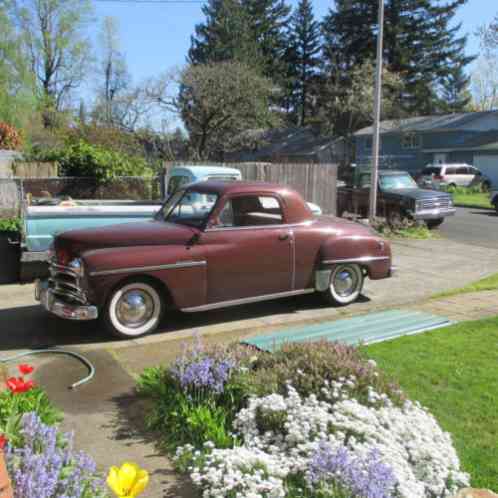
[278,233,289,241]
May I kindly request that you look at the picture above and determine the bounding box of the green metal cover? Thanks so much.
[244,310,453,352]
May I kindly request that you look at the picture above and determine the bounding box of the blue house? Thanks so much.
[354,111,498,185]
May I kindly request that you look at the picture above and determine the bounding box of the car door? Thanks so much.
[201,193,293,303]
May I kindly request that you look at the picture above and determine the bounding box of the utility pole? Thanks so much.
[369,0,385,222]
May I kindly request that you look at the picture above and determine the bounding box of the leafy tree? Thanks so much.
[284,0,321,125]
[0,3,35,127]
[177,61,278,159]
[318,60,403,160]
[322,0,473,115]
[10,0,93,127]
[438,65,472,113]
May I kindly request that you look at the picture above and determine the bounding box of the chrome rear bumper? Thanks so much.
[35,280,98,321]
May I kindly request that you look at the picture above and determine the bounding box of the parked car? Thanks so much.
[337,169,455,228]
[416,164,492,191]
[35,181,393,338]
[491,190,498,214]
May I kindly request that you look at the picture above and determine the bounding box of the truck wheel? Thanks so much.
[426,218,444,229]
[103,280,164,338]
[321,264,364,306]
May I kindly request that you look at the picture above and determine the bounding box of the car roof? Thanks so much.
[185,180,298,196]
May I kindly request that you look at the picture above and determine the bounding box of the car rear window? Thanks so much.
[422,167,441,175]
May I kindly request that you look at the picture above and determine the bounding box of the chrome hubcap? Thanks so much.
[116,290,154,328]
[333,269,357,297]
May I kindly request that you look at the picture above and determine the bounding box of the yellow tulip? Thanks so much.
[107,462,149,498]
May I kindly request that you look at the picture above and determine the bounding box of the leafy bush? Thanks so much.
[0,217,22,232]
[441,185,483,195]
[0,122,23,150]
[370,216,434,239]
[6,412,108,498]
[27,139,153,183]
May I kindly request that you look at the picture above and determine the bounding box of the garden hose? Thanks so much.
[0,348,95,389]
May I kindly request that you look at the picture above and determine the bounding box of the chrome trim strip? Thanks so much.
[290,229,296,290]
[89,260,207,277]
[182,288,315,313]
[322,256,390,265]
[205,221,314,232]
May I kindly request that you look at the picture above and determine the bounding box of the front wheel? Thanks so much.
[103,280,164,339]
[321,264,364,306]
[426,218,444,229]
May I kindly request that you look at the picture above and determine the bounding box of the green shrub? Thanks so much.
[0,217,22,232]
[441,185,483,195]
[26,139,153,182]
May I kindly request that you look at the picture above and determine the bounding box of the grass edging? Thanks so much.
[431,272,498,299]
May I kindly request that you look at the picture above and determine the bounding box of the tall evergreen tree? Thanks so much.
[188,0,260,68]
[322,0,473,116]
[285,0,321,125]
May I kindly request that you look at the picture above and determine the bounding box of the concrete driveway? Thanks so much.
[1,238,497,353]
[439,206,498,249]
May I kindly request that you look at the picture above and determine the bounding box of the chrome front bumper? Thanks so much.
[413,207,456,220]
[35,280,98,321]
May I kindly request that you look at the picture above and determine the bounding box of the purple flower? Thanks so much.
[170,338,236,395]
[307,442,397,498]
[5,412,106,498]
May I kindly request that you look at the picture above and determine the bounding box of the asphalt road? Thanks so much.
[439,206,498,249]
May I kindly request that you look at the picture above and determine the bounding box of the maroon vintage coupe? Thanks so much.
[35,181,394,338]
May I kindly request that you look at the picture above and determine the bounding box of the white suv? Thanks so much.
[417,163,491,191]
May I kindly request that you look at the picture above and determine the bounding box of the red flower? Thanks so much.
[6,377,35,393]
[18,364,34,375]
[0,435,7,450]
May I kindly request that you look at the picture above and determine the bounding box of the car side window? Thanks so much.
[445,167,456,175]
[212,195,284,227]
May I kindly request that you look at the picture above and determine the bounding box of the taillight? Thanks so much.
[434,175,443,180]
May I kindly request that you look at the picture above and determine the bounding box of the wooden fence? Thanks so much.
[165,162,338,214]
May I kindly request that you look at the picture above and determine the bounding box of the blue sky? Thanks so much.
[84,0,497,127]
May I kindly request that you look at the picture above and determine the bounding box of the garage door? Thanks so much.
[474,155,498,188]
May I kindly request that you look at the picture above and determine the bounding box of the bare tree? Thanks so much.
[471,17,498,111]
[11,0,93,127]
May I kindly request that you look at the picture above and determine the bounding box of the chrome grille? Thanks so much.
[48,260,87,304]
[418,198,451,210]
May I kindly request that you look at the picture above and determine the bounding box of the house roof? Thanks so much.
[354,111,498,136]
[423,130,498,153]
[226,127,340,161]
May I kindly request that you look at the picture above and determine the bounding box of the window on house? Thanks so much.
[401,134,421,149]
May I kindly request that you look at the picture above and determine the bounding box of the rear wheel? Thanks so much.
[426,218,444,229]
[103,280,164,339]
[321,264,364,305]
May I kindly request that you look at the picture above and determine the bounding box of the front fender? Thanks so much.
[81,245,207,308]
[319,235,391,280]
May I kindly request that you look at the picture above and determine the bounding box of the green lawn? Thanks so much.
[452,191,493,209]
[432,272,498,299]
[366,316,498,489]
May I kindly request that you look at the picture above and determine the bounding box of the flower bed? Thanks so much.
[139,339,470,498]
[0,364,110,498]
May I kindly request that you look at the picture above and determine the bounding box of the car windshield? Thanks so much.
[156,189,219,228]
[379,174,417,190]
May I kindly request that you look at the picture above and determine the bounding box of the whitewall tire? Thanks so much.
[322,264,364,305]
[104,281,163,338]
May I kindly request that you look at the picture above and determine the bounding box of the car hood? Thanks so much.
[382,188,451,201]
[55,220,198,255]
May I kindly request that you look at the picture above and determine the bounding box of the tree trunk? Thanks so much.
[0,450,13,498]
